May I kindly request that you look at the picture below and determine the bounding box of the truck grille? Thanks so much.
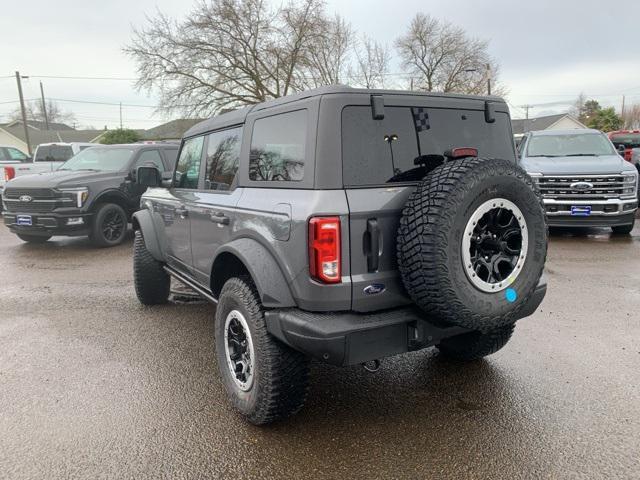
[2,188,69,213]
[536,175,635,200]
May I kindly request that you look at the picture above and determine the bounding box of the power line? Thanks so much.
[19,75,137,81]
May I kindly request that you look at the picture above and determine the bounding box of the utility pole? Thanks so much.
[521,104,532,133]
[486,63,492,96]
[119,102,123,129]
[15,71,31,155]
[39,81,49,130]
[621,95,626,122]
[410,77,414,91]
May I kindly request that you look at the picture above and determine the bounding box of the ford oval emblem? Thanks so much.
[19,195,33,203]
[570,181,593,191]
[363,284,386,295]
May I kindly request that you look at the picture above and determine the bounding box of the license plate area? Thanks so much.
[571,206,592,216]
[16,215,33,226]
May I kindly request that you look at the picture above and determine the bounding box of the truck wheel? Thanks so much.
[215,277,310,425]
[90,203,128,247]
[437,324,515,361]
[17,234,51,243]
[611,222,634,235]
[397,157,547,331]
[133,231,170,305]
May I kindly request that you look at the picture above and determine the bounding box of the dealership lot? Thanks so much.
[0,222,639,479]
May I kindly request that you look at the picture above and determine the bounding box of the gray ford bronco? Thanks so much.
[132,86,548,425]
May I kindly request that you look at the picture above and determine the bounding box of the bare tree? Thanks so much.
[125,0,352,116]
[301,14,353,88]
[622,103,640,129]
[354,35,390,89]
[11,99,76,126]
[569,92,587,120]
[395,13,501,95]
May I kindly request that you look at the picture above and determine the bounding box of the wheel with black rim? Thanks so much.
[397,157,547,332]
[90,203,128,247]
[215,277,310,425]
[16,234,51,243]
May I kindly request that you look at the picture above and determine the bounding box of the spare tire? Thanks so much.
[397,157,547,331]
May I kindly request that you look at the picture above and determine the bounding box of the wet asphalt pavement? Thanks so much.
[0,222,639,480]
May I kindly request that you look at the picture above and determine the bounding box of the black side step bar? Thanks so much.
[163,266,218,304]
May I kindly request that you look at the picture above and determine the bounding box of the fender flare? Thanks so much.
[132,209,165,262]
[93,188,131,208]
[213,238,296,308]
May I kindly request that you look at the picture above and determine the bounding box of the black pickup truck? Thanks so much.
[2,143,178,246]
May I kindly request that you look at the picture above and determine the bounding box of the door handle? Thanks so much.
[175,207,189,218]
[210,212,230,225]
[364,218,380,272]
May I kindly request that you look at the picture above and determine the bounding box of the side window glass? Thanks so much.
[7,148,28,161]
[174,136,204,189]
[163,149,179,171]
[204,127,242,191]
[249,110,306,182]
[136,150,164,171]
[0,148,9,161]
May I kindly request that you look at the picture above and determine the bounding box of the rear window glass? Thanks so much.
[249,110,306,182]
[34,145,74,162]
[610,134,640,149]
[342,106,515,186]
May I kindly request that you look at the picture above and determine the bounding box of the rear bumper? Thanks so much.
[3,211,93,237]
[266,279,547,366]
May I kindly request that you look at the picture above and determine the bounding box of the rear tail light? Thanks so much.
[445,147,478,159]
[308,216,341,284]
[4,166,15,181]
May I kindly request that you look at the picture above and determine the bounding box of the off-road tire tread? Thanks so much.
[133,230,170,305]
[437,324,515,361]
[397,157,547,330]
[217,277,310,425]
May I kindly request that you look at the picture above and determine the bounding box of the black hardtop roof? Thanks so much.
[184,86,505,138]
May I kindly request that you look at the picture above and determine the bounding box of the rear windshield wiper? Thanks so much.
[527,154,562,157]
[563,153,599,157]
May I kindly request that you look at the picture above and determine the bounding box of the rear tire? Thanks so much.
[215,277,310,425]
[133,231,170,305]
[437,324,515,361]
[90,203,128,247]
[611,222,634,235]
[16,234,51,243]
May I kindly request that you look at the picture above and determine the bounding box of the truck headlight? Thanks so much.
[59,187,89,208]
[621,172,638,198]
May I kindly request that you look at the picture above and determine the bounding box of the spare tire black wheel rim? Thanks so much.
[224,309,255,391]
[102,209,125,242]
[462,198,528,293]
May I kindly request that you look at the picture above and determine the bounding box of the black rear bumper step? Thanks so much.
[266,279,547,366]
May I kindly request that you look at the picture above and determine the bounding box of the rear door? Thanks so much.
[343,98,515,312]
[189,126,243,285]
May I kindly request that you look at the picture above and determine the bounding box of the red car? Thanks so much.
[608,130,640,161]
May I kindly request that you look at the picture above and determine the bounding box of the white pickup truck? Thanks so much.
[1,142,97,199]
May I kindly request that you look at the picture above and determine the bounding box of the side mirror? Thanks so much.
[136,165,162,188]
[161,171,173,188]
[617,144,626,153]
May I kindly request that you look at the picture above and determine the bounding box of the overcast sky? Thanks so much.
[1,0,639,129]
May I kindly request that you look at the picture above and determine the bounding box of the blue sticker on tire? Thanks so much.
[505,288,517,303]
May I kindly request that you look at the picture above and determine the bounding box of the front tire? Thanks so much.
[215,277,310,425]
[437,324,515,361]
[611,222,634,235]
[90,203,128,247]
[133,231,170,305]
[16,234,51,243]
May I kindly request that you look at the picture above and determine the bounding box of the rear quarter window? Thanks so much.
[35,145,74,162]
[249,110,306,182]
